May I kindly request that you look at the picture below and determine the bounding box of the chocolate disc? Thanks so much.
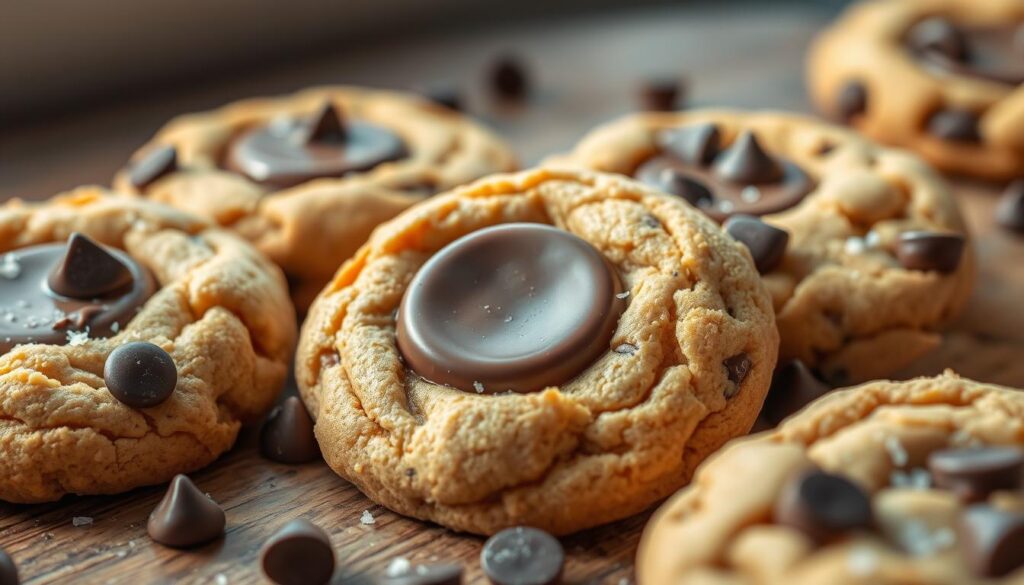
[774,468,873,543]
[481,527,564,585]
[928,446,1024,503]
[225,103,408,189]
[895,231,965,273]
[959,505,1024,577]
[104,342,178,408]
[909,19,1024,85]
[396,224,625,394]
[0,236,155,353]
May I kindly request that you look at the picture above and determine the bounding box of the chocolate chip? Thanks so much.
[48,233,134,299]
[761,360,831,426]
[927,109,981,142]
[51,305,105,331]
[659,123,721,166]
[104,342,177,408]
[301,102,346,144]
[0,548,18,585]
[261,397,320,464]
[261,519,335,585]
[959,505,1024,577]
[724,215,789,273]
[481,527,563,585]
[774,468,873,542]
[129,145,177,190]
[421,85,463,112]
[928,447,1023,503]
[639,77,684,111]
[147,474,225,548]
[724,353,752,386]
[382,563,462,585]
[895,231,965,273]
[836,81,868,122]
[996,180,1024,234]
[713,131,784,185]
[908,17,969,61]
[655,170,714,207]
[489,55,529,100]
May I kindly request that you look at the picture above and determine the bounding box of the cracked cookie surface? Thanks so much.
[296,167,778,535]
[553,110,974,384]
[0,187,296,502]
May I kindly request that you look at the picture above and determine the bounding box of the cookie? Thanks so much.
[637,372,1024,584]
[807,0,1024,181]
[296,167,778,535]
[113,86,518,309]
[0,187,296,502]
[552,110,974,384]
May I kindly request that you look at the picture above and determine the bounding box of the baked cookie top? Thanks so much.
[638,372,1024,585]
[113,86,517,297]
[553,109,975,384]
[807,0,1024,180]
[296,167,778,535]
[0,187,296,502]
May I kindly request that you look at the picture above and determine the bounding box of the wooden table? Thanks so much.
[1,3,1019,584]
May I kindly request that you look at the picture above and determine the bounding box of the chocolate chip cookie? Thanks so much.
[296,167,778,535]
[553,110,974,384]
[807,0,1024,181]
[0,187,296,502]
[114,86,518,309]
[638,372,1024,584]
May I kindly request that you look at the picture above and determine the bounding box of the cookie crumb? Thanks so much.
[0,254,21,279]
[360,510,376,525]
[72,516,94,527]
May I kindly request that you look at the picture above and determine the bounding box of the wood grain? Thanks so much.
[0,3,1018,584]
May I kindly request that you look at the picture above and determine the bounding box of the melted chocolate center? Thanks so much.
[908,18,1024,85]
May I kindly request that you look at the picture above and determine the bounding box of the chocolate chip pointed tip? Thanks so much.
[659,123,721,166]
[724,215,789,273]
[48,233,134,299]
[261,519,335,585]
[481,527,564,585]
[713,131,784,185]
[895,231,965,273]
[129,144,177,190]
[774,468,873,542]
[104,342,177,408]
[996,180,1024,234]
[959,505,1024,577]
[0,548,18,585]
[302,102,346,144]
[656,170,714,207]
[147,474,225,548]
[261,396,320,464]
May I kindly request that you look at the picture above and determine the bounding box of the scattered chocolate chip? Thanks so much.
[761,360,831,426]
[928,446,1023,503]
[301,102,346,144]
[382,563,462,585]
[659,123,721,166]
[261,397,320,464]
[996,180,1024,234]
[47,233,134,299]
[927,109,981,142]
[0,548,18,585]
[836,81,868,122]
[907,17,969,61]
[639,77,684,111]
[895,231,965,273]
[774,468,873,542]
[51,305,105,331]
[129,144,178,190]
[713,131,784,184]
[655,170,714,207]
[489,55,529,100]
[481,527,563,585]
[421,85,463,112]
[724,215,789,273]
[147,474,225,548]
[723,353,752,386]
[959,505,1024,577]
[261,519,336,585]
[104,342,177,408]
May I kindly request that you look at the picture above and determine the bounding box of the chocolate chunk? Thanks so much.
[724,215,789,273]
[659,123,721,166]
[396,224,625,394]
[928,446,1023,503]
[959,505,1024,577]
[774,468,873,542]
[261,519,336,585]
[761,360,831,426]
[996,180,1024,234]
[128,145,177,190]
[0,548,18,585]
[927,109,981,142]
[147,474,225,548]
[481,527,563,585]
[301,102,346,144]
[640,77,684,111]
[104,342,177,408]
[907,17,969,61]
[723,353,752,387]
[895,231,965,273]
[421,85,463,112]
[489,55,529,100]
[713,131,784,185]
[382,563,462,585]
[655,170,714,207]
[836,81,868,122]
[48,233,133,299]
[261,396,320,464]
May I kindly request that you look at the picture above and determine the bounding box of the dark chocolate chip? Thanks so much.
[0,548,18,585]
[713,131,784,185]
[656,170,714,207]
[301,102,346,144]
[639,77,684,111]
[959,505,1024,577]
[927,109,981,142]
[907,17,969,61]
[129,145,177,190]
[147,474,225,548]
[104,342,177,408]
[489,55,529,100]
[261,397,320,464]
[381,563,463,585]
[261,519,335,585]
[928,446,1024,503]
[895,231,965,273]
[481,527,563,585]
[761,360,831,426]
[724,215,789,273]
[48,233,134,299]
[723,353,752,386]
[659,123,721,166]
[774,468,873,542]
[996,180,1024,234]
[836,81,868,122]
[421,86,463,112]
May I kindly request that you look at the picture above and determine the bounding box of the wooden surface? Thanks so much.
[0,3,1020,584]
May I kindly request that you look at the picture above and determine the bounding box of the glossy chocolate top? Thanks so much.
[396,224,626,394]
[908,18,1024,85]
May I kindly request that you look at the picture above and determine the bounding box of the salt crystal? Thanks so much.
[0,254,21,279]
[844,237,867,255]
[473,381,485,394]
[385,557,412,577]
[66,329,90,346]
[865,230,881,248]
[740,186,761,203]
[215,574,228,585]
[615,291,630,299]
[360,510,376,525]
[111,322,120,333]
[846,546,878,576]
[884,436,909,467]
[72,516,94,527]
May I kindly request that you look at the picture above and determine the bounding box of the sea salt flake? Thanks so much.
[385,557,412,577]
[473,381,485,394]
[360,510,376,525]
[66,328,90,346]
[111,322,120,333]
[884,436,909,467]
[72,516,94,527]
[844,237,867,255]
[865,230,881,248]
[847,546,878,576]
[0,254,21,279]
[615,291,630,299]
[740,186,761,203]
[215,574,228,585]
